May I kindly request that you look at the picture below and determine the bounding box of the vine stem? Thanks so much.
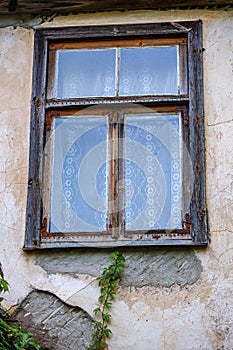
[88,252,125,350]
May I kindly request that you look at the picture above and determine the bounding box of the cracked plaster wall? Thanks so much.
[0,9,233,350]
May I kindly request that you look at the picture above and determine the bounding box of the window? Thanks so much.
[25,22,207,249]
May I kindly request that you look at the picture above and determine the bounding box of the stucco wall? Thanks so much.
[0,9,233,350]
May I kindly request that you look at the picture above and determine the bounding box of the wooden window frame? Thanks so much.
[24,21,208,249]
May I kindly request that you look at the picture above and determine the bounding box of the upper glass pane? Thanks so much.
[56,49,116,98]
[125,113,182,231]
[49,116,108,233]
[119,47,178,96]
[51,45,181,99]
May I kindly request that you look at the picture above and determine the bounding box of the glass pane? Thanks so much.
[119,46,178,96]
[49,116,108,232]
[125,113,182,231]
[56,50,116,98]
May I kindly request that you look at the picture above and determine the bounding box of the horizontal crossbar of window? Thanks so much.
[45,96,189,108]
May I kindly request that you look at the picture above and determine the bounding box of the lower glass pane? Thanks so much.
[125,113,182,231]
[49,116,108,233]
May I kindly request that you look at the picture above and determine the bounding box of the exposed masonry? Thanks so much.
[12,290,94,350]
[0,14,57,28]
[1,0,233,16]
[36,247,203,287]
[1,5,233,29]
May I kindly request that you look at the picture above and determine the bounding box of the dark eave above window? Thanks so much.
[1,0,233,15]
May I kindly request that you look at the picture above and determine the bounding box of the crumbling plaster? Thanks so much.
[0,9,233,350]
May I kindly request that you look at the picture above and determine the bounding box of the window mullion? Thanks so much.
[115,48,120,96]
[118,112,125,237]
[108,110,123,238]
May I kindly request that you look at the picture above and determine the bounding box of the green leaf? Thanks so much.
[102,327,112,338]
[98,295,105,304]
[109,251,119,260]
[103,301,112,310]
[98,277,105,286]
[102,313,111,323]
[100,287,106,294]
[108,281,116,289]
[92,331,99,340]
[94,321,102,330]
[94,307,101,315]
[108,291,116,300]
[0,279,9,293]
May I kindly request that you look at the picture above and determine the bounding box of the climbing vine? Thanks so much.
[88,251,125,350]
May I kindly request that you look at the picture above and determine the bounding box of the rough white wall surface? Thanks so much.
[0,26,34,303]
[0,9,233,350]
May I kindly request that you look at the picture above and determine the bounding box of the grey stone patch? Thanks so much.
[12,290,94,350]
[35,249,111,277]
[0,14,55,28]
[122,248,203,287]
[35,247,202,287]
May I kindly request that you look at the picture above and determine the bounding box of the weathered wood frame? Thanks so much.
[24,21,208,249]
